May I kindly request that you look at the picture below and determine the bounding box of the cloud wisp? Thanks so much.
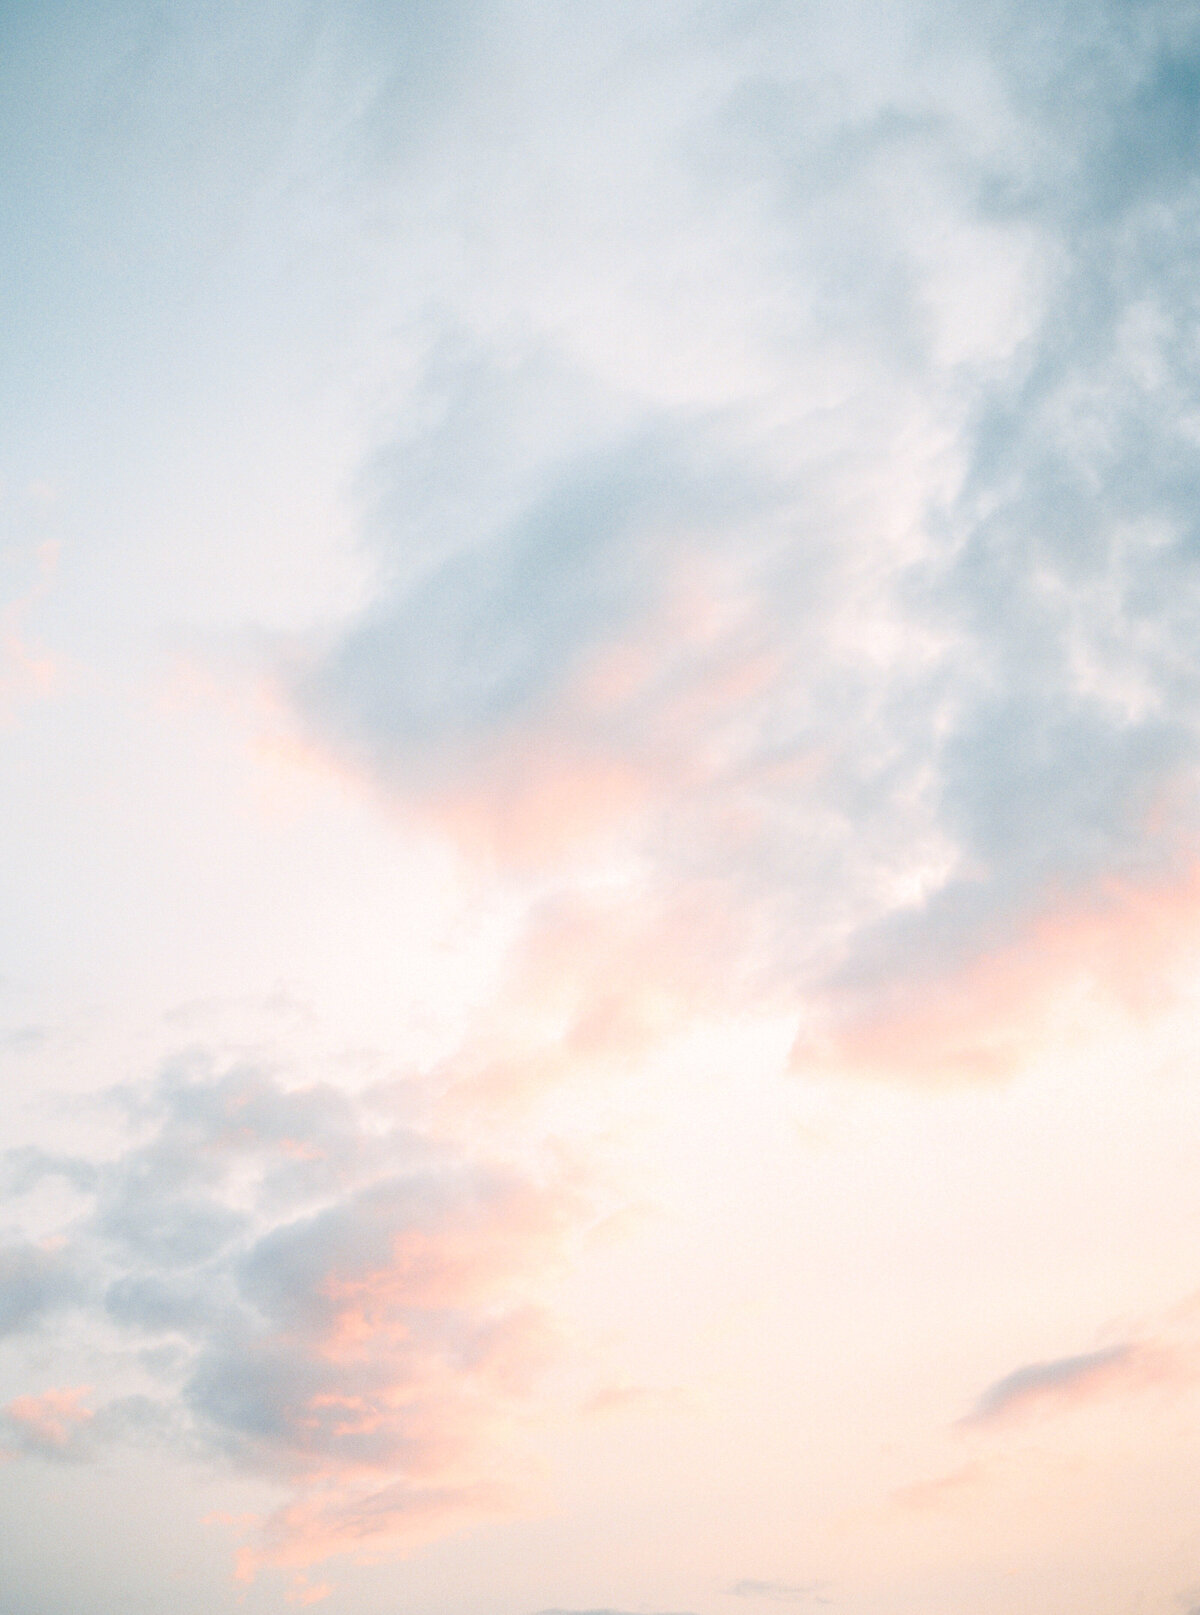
[725,1581,832,1605]
[964,1339,1188,1426]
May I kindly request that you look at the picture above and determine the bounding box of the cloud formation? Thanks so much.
[0,1056,580,1587]
[283,0,1200,1083]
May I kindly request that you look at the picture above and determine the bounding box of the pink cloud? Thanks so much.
[0,1386,94,1456]
[234,1476,516,1584]
[801,862,1200,1085]
[437,885,752,1110]
[891,1460,989,1512]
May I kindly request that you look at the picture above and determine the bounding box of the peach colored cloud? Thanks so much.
[233,1476,516,1587]
[1,1385,93,1454]
[210,1164,576,1582]
[891,1459,989,1512]
[290,525,1200,1107]
[801,862,1200,1085]
[422,736,655,869]
[437,884,753,1110]
[580,1383,687,1418]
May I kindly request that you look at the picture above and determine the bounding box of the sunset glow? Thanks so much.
[4,4,1200,1613]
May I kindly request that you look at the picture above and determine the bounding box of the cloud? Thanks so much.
[11,0,1200,1606]
[892,1299,1200,1509]
[0,1240,85,1337]
[965,1340,1187,1425]
[272,0,1200,1086]
[0,1026,47,1054]
[0,1386,94,1460]
[725,1581,832,1604]
[581,1383,686,1418]
[800,862,1200,1083]
[305,426,741,777]
[0,1054,583,1585]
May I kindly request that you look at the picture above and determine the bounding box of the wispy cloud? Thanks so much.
[725,1581,832,1604]
[963,1341,1187,1425]
[0,1385,94,1459]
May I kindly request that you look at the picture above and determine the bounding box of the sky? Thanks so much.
[3,1,1200,1611]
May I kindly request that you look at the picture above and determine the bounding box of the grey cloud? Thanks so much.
[94,1058,398,1263]
[966,1344,1133,1423]
[725,1583,831,1604]
[0,1242,84,1337]
[103,1271,232,1334]
[88,1392,179,1447]
[798,4,1200,1008]
[0,1053,574,1560]
[96,1190,248,1268]
[185,1342,355,1471]
[236,1161,530,1330]
[0,1025,46,1052]
[302,420,771,786]
[309,454,643,757]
